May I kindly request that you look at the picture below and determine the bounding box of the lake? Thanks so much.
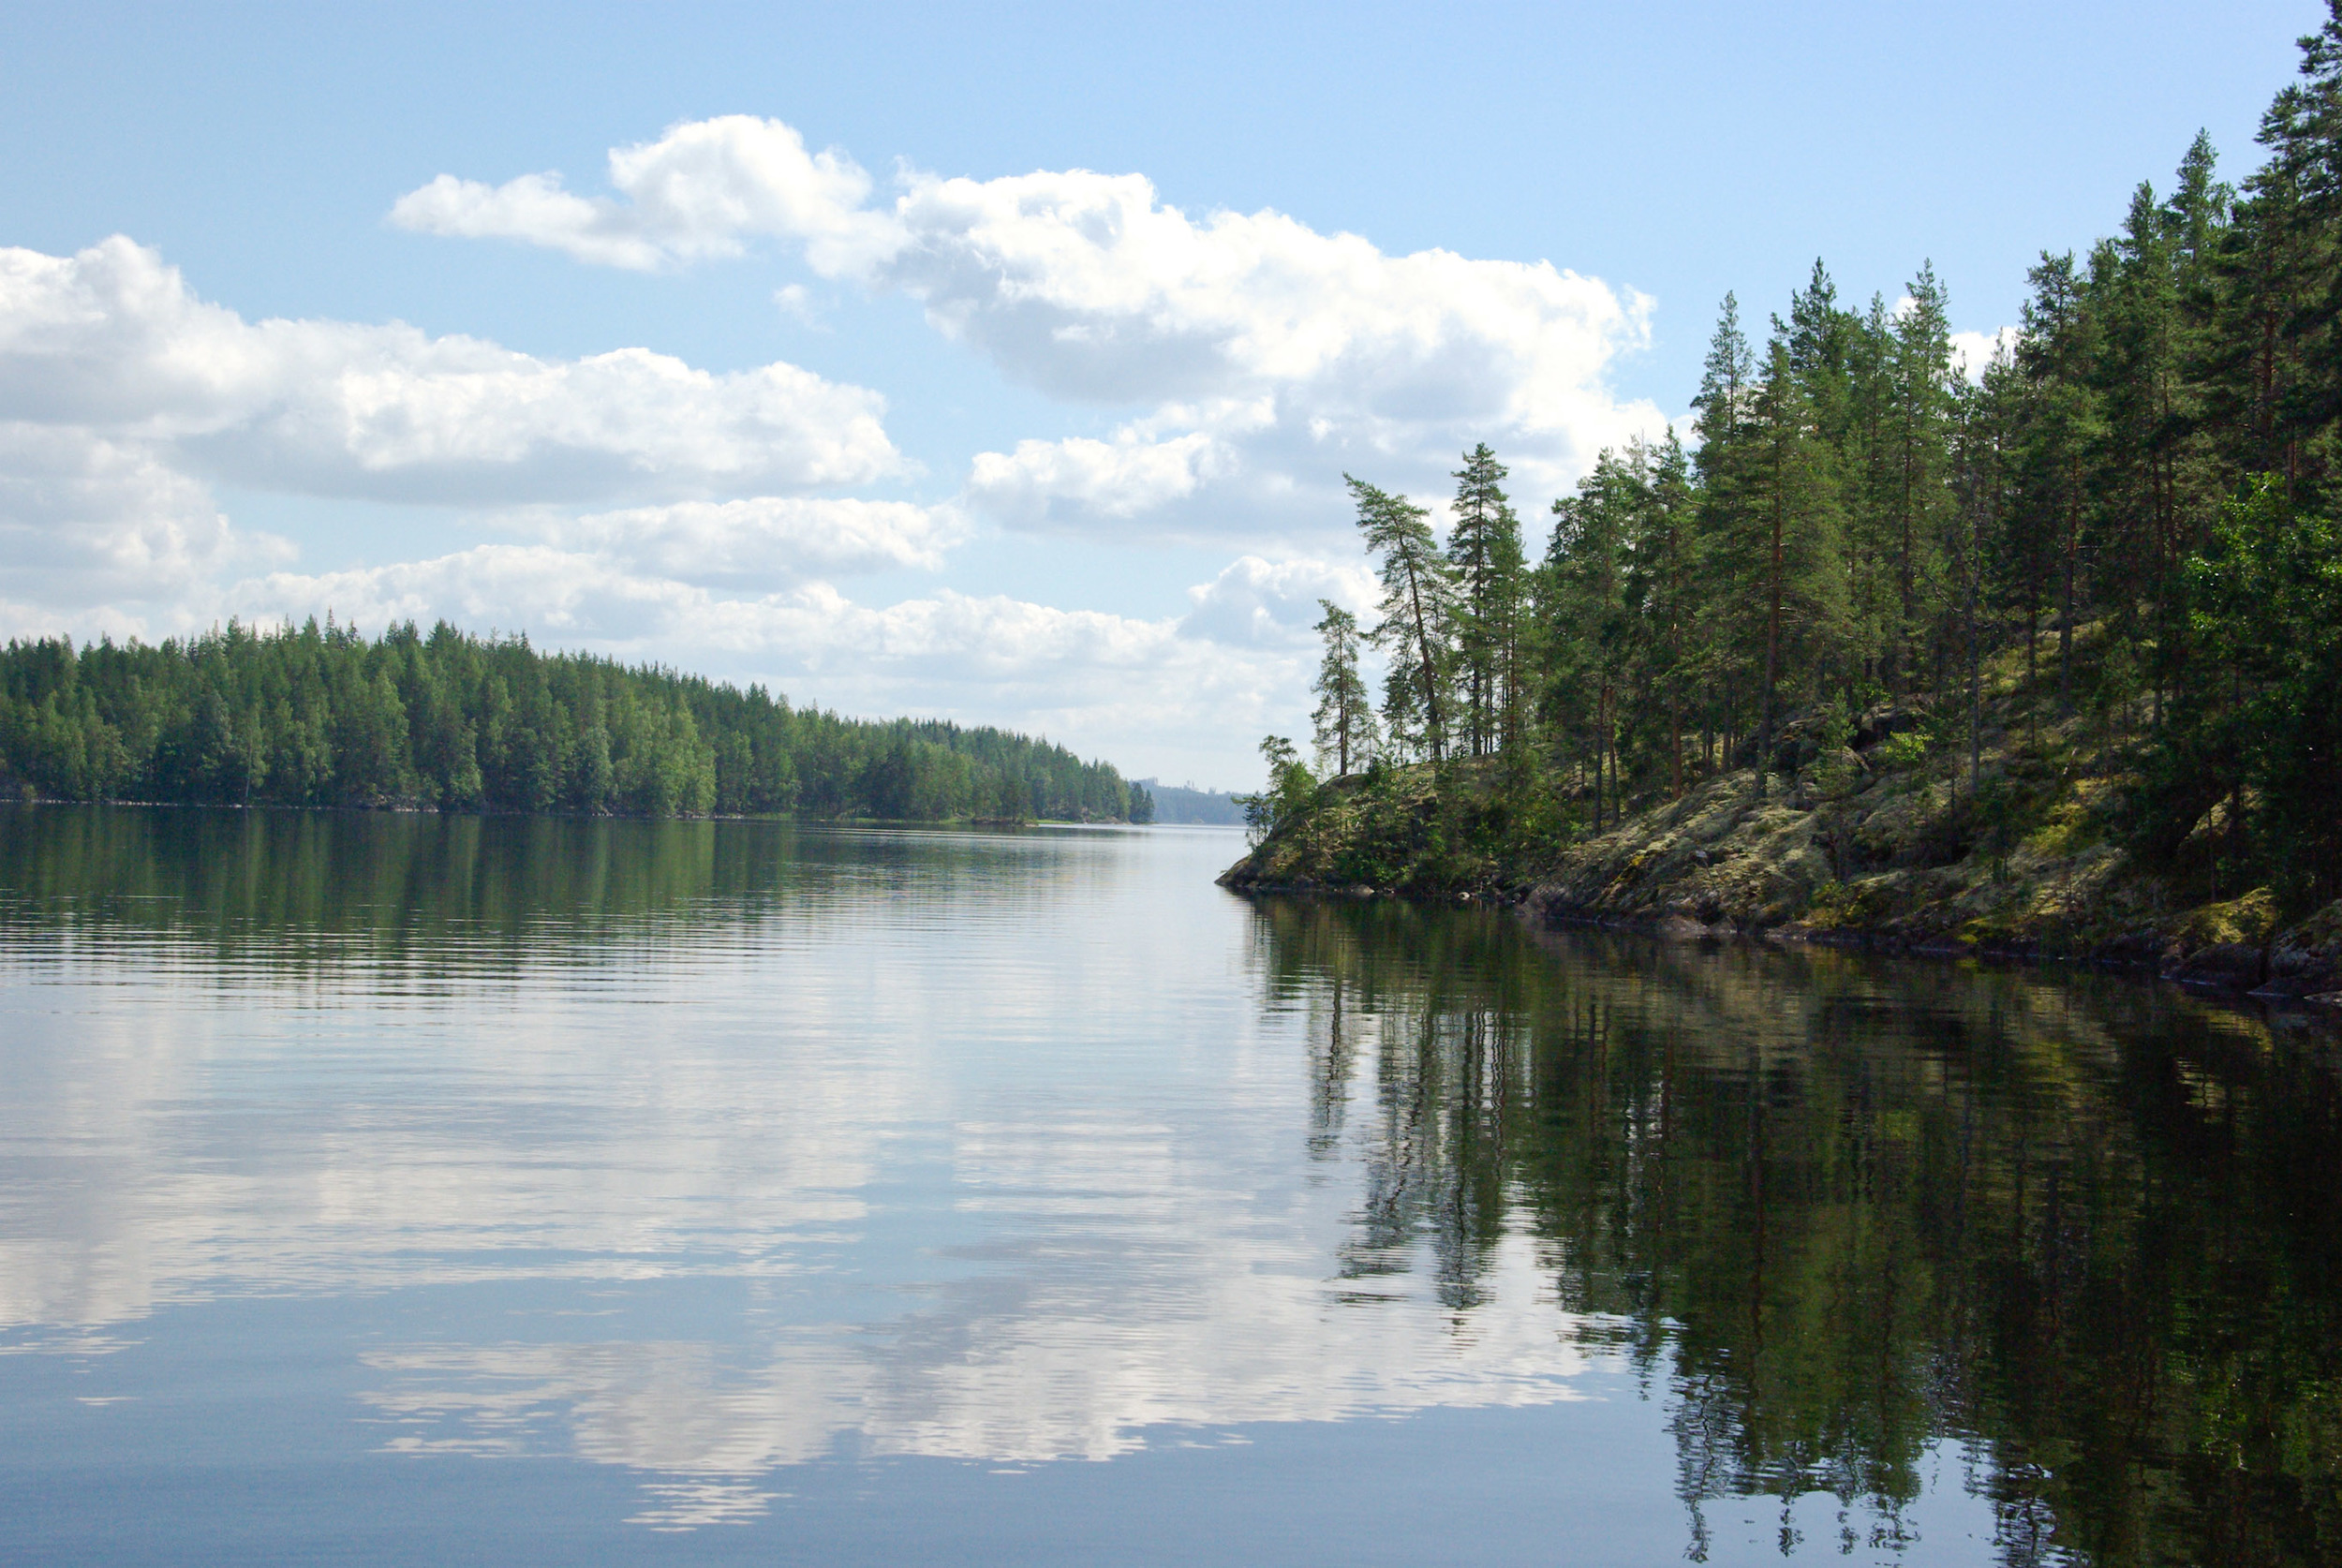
[1,806,2336,1566]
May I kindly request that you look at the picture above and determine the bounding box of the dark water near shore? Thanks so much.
[1,805,2337,1566]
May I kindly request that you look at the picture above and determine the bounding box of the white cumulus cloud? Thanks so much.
[1178,555,1376,647]
[1950,326,2021,381]
[394,118,1668,540]
[234,500,967,643]
[549,497,966,588]
[0,236,918,628]
[0,422,284,620]
[232,545,698,644]
[966,430,1226,525]
[389,116,900,275]
[0,237,902,507]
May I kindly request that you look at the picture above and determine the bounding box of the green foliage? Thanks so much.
[2133,478,2342,901]
[1347,474,1459,762]
[1875,730,1930,769]
[1301,15,2342,896]
[1309,601,1377,777]
[0,620,1147,823]
[1240,734,1318,846]
[1446,444,1528,756]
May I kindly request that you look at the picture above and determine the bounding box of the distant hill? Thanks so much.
[1133,778,1245,826]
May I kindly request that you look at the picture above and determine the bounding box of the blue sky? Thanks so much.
[0,0,2319,787]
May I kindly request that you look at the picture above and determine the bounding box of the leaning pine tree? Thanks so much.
[1346,475,1458,763]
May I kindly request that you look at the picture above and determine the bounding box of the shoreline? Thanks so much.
[0,796,1134,829]
[1220,876,2342,1019]
[1216,745,2342,1014]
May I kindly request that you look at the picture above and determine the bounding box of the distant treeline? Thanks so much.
[0,619,1152,823]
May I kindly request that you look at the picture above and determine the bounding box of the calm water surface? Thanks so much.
[1,806,2337,1566]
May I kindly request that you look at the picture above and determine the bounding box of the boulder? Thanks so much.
[2166,941,2265,990]
[2267,899,2342,998]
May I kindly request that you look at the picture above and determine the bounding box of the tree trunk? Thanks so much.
[1402,555,1445,762]
[1593,685,1607,834]
[1967,514,1983,799]
[1670,702,1683,801]
[1756,486,1785,802]
[2059,474,2079,716]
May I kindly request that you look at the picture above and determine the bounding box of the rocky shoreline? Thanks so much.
[1218,753,2342,1011]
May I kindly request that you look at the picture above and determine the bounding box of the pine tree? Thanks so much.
[2015,251,2104,713]
[1626,430,1702,797]
[1842,293,1893,706]
[2258,1,2342,479]
[1746,332,1852,794]
[1693,292,1756,448]
[1309,601,1377,776]
[1347,475,1458,762]
[1446,445,1526,756]
[1691,294,1762,771]
[1888,262,1958,693]
[1543,448,1640,828]
[1950,336,2021,791]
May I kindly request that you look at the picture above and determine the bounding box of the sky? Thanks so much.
[0,1,2321,789]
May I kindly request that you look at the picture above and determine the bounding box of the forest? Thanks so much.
[0,618,1150,823]
[1268,8,2342,915]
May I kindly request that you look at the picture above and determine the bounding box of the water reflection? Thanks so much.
[2,806,2336,1564]
[0,801,1112,969]
[0,808,1589,1537]
[1253,896,2342,1565]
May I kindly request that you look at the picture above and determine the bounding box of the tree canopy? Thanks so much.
[0,618,1151,824]
[1288,5,2342,909]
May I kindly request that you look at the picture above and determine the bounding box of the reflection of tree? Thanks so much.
[0,806,1091,979]
[1251,895,2342,1565]
[1305,978,1356,1162]
[0,805,735,963]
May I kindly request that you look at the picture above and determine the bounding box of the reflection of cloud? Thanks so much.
[356,1228,1582,1525]
[0,830,1592,1528]
[0,913,903,1334]
[629,1477,782,1532]
[340,1060,1590,1502]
